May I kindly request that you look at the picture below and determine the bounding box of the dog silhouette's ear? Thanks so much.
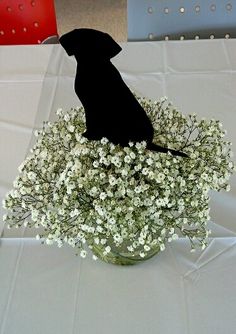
[59,29,122,59]
[59,29,78,56]
[99,32,122,59]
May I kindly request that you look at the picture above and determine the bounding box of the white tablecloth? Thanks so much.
[0,40,236,334]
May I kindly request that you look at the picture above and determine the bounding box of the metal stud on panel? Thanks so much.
[226,3,232,11]
[127,0,235,42]
[210,4,216,11]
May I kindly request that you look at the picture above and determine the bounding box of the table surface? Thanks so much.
[0,40,236,334]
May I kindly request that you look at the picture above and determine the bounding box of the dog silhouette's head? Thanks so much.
[59,28,122,59]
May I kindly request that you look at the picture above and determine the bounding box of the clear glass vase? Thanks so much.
[91,241,160,265]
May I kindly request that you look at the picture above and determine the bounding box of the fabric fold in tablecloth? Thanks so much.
[0,41,236,334]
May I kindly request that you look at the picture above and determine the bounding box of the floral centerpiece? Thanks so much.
[2,96,234,265]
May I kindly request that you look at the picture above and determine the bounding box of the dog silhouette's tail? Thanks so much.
[147,142,188,158]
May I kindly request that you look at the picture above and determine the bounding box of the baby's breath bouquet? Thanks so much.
[3,96,234,265]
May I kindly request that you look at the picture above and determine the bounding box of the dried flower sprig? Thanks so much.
[3,97,234,259]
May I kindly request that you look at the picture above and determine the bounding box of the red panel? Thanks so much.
[0,0,58,45]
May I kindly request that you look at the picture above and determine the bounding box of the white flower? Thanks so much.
[68,238,76,247]
[155,198,164,208]
[46,238,54,245]
[99,192,107,200]
[94,237,100,245]
[40,150,47,159]
[130,152,136,159]
[105,246,111,253]
[134,164,142,171]
[70,208,79,217]
[133,197,141,207]
[135,142,145,150]
[80,250,87,258]
[161,228,166,235]
[97,226,103,233]
[127,245,134,252]
[2,101,233,261]
[113,234,123,243]
[56,108,63,116]
[169,227,175,235]
[109,176,117,186]
[124,155,131,163]
[142,167,149,175]
[31,209,39,222]
[99,172,106,179]
[34,129,40,137]
[120,169,128,177]
[93,161,99,168]
[68,125,75,133]
[160,96,167,102]
[64,114,70,122]
[57,240,63,248]
[144,245,151,251]
[108,217,116,225]
[2,199,7,209]
[111,156,121,166]
[156,173,165,183]
[138,237,145,245]
[75,133,82,142]
[160,244,166,251]
[90,187,98,196]
[146,158,153,165]
[101,137,108,145]
[191,200,198,207]
[178,199,185,206]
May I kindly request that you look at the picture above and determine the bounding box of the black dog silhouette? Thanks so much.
[59,29,187,157]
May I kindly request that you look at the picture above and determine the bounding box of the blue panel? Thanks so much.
[127,0,236,40]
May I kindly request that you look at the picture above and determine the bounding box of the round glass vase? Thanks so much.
[91,240,160,265]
